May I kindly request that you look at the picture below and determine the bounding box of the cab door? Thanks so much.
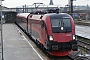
[41,20,47,45]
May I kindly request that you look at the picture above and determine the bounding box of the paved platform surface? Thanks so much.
[75,25,90,39]
[0,24,48,60]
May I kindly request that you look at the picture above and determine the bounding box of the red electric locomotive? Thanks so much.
[16,9,78,56]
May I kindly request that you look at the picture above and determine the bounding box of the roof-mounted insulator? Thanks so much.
[47,8,59,13]
[56,8,59,13]
[29,15,33,18]
[40,15,43,19]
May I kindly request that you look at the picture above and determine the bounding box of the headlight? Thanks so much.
[49,36,53,41]
[73,35,76,40]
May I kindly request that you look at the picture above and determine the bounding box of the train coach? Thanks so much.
[16,10,78,56]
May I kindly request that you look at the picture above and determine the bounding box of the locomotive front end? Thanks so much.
[45,13,78,56]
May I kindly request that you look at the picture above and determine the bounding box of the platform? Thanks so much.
[75,25,90,39]
[0,24,48,60]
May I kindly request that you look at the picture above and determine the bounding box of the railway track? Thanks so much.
[78,40,90,51]
[69,50,90,60]
[77,36,90,44]
[77,36,90,52]
[73,35,90,60]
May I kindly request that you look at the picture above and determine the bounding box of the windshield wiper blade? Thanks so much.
[65,28,68,33]
[61,20,68,33]
[58,20,61,27]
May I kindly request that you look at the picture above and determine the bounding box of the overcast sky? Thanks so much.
[2,0,90,8]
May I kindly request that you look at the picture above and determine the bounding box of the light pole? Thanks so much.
[68,0,76,16]
[68,0,73,15]
[0,0,4,60]
[70,0,73,14]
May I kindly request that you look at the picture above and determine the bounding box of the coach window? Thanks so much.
[41,21,46,29]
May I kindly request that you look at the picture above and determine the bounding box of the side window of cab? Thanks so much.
[41,20,46,29]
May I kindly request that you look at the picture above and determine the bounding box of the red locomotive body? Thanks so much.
[16,11,78,56]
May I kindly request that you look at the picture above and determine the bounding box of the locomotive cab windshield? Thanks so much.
[50,14,72,33]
